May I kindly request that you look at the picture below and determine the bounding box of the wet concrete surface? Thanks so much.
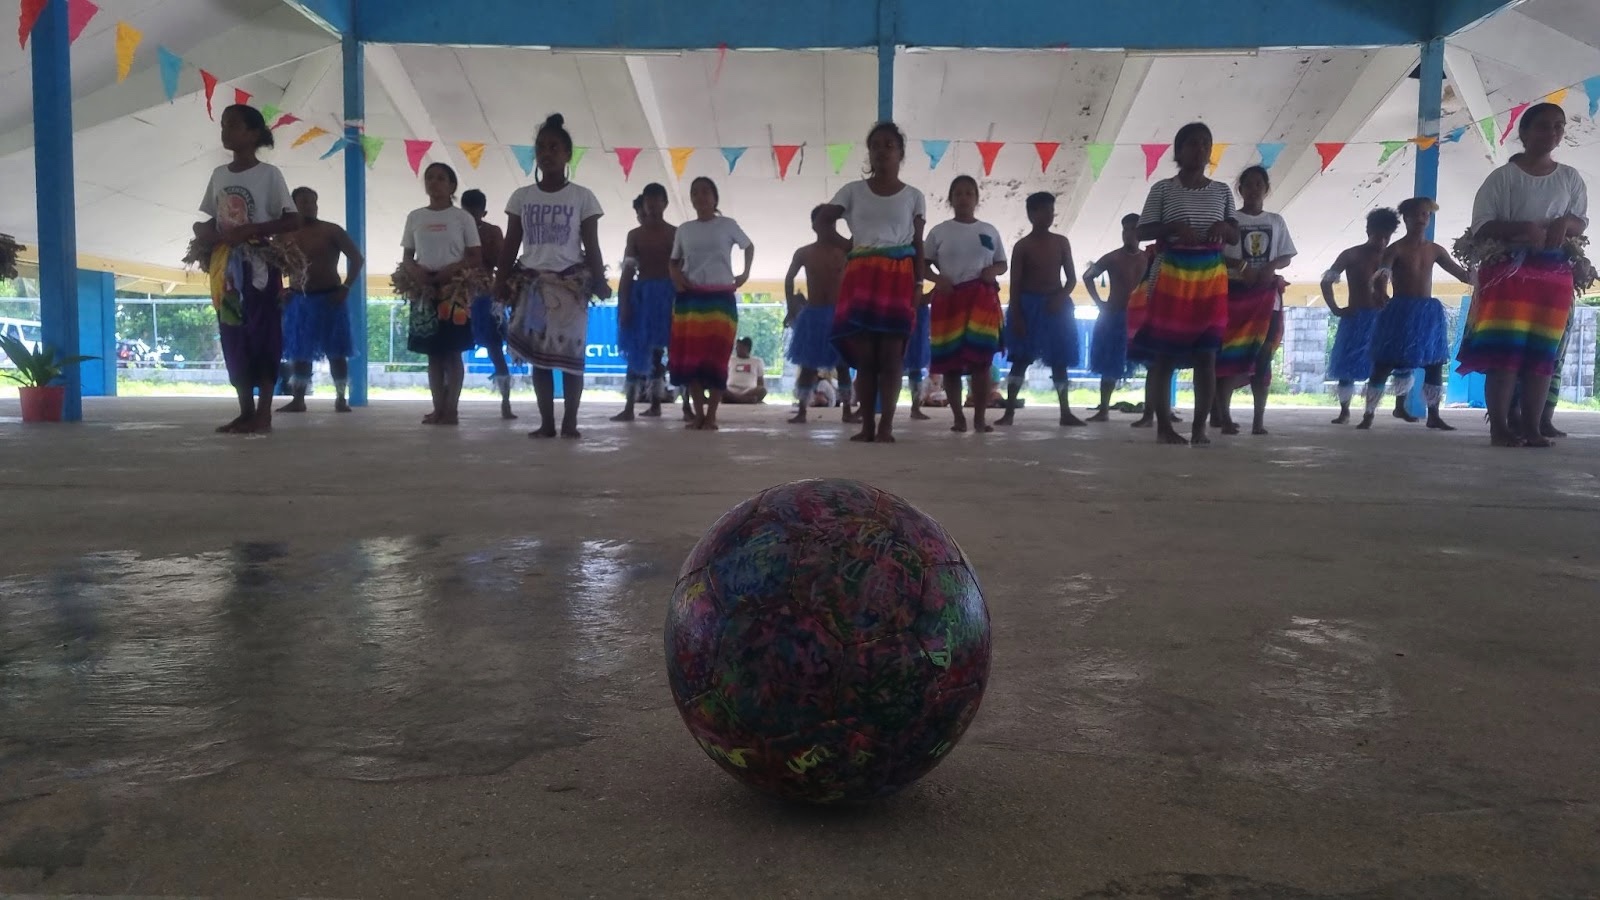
[0,397,1597,898]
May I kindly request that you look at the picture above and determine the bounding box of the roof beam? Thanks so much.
[1442,44,1503,166]
[1055,54,1152,235]
[280,0,351,36]
[1435,0,1523,36]
[623,56,694,229]
[364,44,448,174]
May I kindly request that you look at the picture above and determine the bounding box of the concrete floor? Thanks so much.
[0,397,1597,899]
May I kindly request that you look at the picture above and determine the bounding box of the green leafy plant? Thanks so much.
[0,334,97,388]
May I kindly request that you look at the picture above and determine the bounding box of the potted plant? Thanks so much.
[0,334,97,423]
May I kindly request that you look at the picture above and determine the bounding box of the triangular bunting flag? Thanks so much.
[773,144,801,180]
[319,137,350,160]
[114,21,141,82]
[1544,88,1568,106]
[458,141,486,169]
[359,134,384,169]
[260,104,281,128]
[713,43,728,84]
[1499,101,1530,144]
[922,139,950,170]
[1256,142,1286,170]
[511,145,535,176]
[1141,144,1168,180]
[1412,135,1437,151]
[1477,116,1496,148]
[1085,143,1113,180]
[293,126,330,149]
[568,146,587,177]
[1207,142,1229,176]
[1443,125,1468,144]
[669,146,695,179]
[1378,140,1409,165]
[19,0,47,48]
[615,147,642,180]
[826,142,852,175]
[1584,77,1600,118]
[272,114,300,130]
[234,88,251,106]
[1315,142,1345,172]
[201,70,219,119]
[66,0,97,44]
[404,139,433,175]
[157,46,182,102]
[1034,141,1060,173]
[720,146,747,173]
[976,141,1003,176]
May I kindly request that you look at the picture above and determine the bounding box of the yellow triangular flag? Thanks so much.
[114,21,142,83]
[1545,87,1568,106]
[1412,135,1438,150]
[458,141,487,169]
[670,146,695,179]
[1208,142,1229,176]
[292,125,331,149]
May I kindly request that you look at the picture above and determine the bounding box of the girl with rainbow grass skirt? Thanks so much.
[924,175,1008,434]
[669,176,754,432]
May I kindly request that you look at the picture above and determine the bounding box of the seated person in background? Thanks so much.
[723,337,768,404]
[812,370,839,407]
[921,373,950,408]
[965,361,1007,408]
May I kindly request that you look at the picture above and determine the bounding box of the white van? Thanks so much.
[0,318,43,366]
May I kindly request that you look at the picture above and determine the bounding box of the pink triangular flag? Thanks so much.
[273,113,300,130]
[773,144,801,180]
[1315,142,1345,173]
[404,139,433,175]
[1499,101,1531,144]
[713,43,728,84]
[200,70,219,119]
[1034,141,1060,173]
[1141,143,1169,180]
[615,147,642,180]
[975,141,1004,176]
[66,0,97,44]
[234,88,251,107]
[19,0,47,48]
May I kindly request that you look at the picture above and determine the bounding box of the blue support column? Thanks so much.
[30,0,81,420]
[343,32,369,406]
[876,0,897,122]
[1407,36,1446,418]
[76,270,116,397]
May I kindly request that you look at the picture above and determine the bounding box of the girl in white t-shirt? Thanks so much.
[815,121,927,444]
[193,104,301,435]
[1216,165,1296,436]
[401,162,482,426]
[495,113,610,439]
[924,176,1008,433]
[669,176,754,431]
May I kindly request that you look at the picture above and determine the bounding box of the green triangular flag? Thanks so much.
[1085,143,1113,180]
[360,134,384,169]
[826,142,852,175]
[1377,140,1408,165]
[568,146,587,178]
[260,103,281,126]
[1477,116,1496,148]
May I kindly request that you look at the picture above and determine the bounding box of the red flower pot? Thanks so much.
[17,385,65,423]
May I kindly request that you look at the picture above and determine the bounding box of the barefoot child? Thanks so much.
[815,121,927,444]
[999,191,1082,427]
[1083,214,1145,421]
[279,187,363,414]
[1321,207,1400,424]
[400,163,481,426]
[670,176,754,431]
[925,175,1007,434]
[1215,165,1296,436]
[194,104,300,434]
[461,189,514,419]
[614,183,677,421]
[497,113,610,439]
[785,206,855,423]
[905,305,933,421]
[1361,197,1471,432]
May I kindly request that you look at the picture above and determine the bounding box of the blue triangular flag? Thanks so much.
[318,137,351,160]
[1256,142,1287,170]
[922,139,950,170]
[158,46,183,103]
[720,146,747,174]
[511,144,536,176]
[1585,76,1600,118]
[1443,125,1469,144]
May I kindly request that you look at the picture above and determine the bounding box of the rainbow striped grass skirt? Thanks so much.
[669,287,739,389]
[1456,253,1575,378]
[831,245,917,366]
[1128,244,1229,366]
[930,281,1004,375]
[1215,280,1278,378]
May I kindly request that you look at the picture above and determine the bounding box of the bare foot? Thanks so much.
[850,427,876,442]
[950,416,968,433]
[529,425,558,438]
[703,420,720,431]
[1252,424,1269,436]
[1426,415,1455,432]
[1190,428,1211,446]
[1541,422,1566,439]
[682,408,697,422]
[501,404,518,420]
[874,430,896,443]
[844,409,864,424]
[1355,414,1374,431]
[560,426,582,439]
[335,399,353,413]
[435,414,458,426]
[684,419,702,431]
[1131,417,1154,429]
[1523,435,1553,448]
[1331,411,1350,425]
[1220,422,1240,436]
[1087,409,1110,423]
[994,411,1015,427]
[640,405,662,418]
[1156,427,1189,445]
[215,415,250,434]
[1393,406,1420,424]
[976,422,994,433]
[422,412,440,425]
[788,411,808,424]
[250,409,273,434]
[1060,412,1086,427]
[277,399,307,413]
[1490,429,1525,448]
[611,409,636,422]
[1170,411,1184,423]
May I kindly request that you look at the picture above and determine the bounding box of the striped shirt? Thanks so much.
[1138,178,1236,230]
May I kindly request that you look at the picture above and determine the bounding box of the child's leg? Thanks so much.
[643,350,666,417]
[1333,379,1355,424]
[1054,365,1084,426]
[529,367,557,437]
[1423,364,1452,431]
[790,367,818,423]
[1357,366,1393,430]
[847,338,878,442]
[973,366,995,433]
[681,372,695,421]
[907,370,928,420]
[329,356,352,412]
[947,373,967,432]
[425,355,446,424]
[1089,377,1114,422]
[1191,352,1216,445]
[280,360,312,412]
[613,375,640,421]
[1150,358,1185,444]
[441,353,465,424]
[995,362,1025,426]
[838,368,858,422]
[1391,369,1419,421]
[704,382,722,431]
[874,336,906,443]
[1485,369,1520,446]
[1250,349,1273,434]
[560,371,583,437]
[251,374,276,432]
[1517,367,1554,447]
[1211,377,1238,433]
[1133,375,1155,428]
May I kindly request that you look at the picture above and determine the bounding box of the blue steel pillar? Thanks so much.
[1407,36,1446,418]
[343,32,369,406]
[30,0,81,420]
[876,0,896,122]
[76,270,116,397]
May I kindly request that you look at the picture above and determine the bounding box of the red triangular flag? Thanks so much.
[976,141,1004,176]
[404,139,433,175]
[1315,142,1345,173]
[273,113,300,130]
[19,0,47,48]
[1499,101,1530,144]
[773,144,801,180]
[1141,143,1169,179]
[200,70,219,119]
[66,0,97,43]
[713,42,728,84]
[615,147,642,180]
[234,88,251,107]
[1033,141,1060,173]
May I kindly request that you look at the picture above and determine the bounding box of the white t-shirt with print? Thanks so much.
[402,206,481,271]
[727,355,764,392]
[505,182,604,271]
[672,216,753,287]
[199,162,294,228]
[1225,211,1296,268]
[829,180,926,248]
[1471,162,1590,237]
[925,219,1007,285]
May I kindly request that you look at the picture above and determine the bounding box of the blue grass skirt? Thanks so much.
[1089,308,1134,378]
[619,278,675,377]
[1327,307,1379,381]
[903,303,932,375]
[1004,293,1080,369]
[1371,297,1449,369]
[787,304,841,370]
[282,290,354,361]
